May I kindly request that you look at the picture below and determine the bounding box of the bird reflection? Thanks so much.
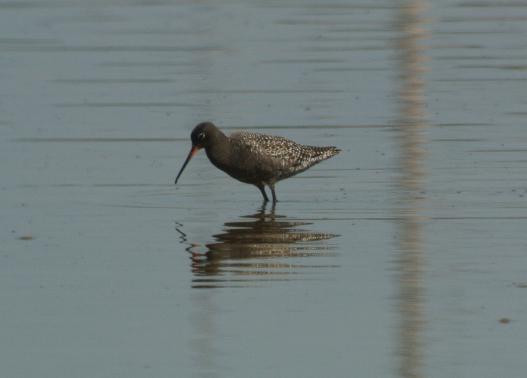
[176,204,338,288]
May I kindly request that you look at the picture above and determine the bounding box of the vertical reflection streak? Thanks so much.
[189,289,220,378]
[395,1,429,378]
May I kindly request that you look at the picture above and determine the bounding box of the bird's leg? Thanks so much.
[269,200,276,215]
[257,184,269,202]
[269,183,278,203]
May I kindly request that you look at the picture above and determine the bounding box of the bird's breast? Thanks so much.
[205,143,277,184]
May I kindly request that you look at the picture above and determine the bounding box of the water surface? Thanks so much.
[1,1,527,377]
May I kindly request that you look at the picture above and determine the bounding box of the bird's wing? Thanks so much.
[230,132,305,163]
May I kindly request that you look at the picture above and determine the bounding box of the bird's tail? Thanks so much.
[311,146,341,161]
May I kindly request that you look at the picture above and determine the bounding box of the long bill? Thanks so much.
[174,146,200,184]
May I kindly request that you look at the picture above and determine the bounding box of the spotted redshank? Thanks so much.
[174,122,340,202]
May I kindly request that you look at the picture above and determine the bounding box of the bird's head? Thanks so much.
[190,121,217,149]
[174,122,220,185]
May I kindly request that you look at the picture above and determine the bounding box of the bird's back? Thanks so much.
[229,131,340,181]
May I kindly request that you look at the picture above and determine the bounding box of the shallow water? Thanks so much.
[1,1,527,377]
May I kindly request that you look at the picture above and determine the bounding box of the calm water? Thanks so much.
[1,1,527,377]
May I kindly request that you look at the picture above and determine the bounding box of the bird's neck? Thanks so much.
[205,131,231,169]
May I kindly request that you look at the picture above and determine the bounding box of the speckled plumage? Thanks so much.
[175,122,340,202]
[230,131,340,180]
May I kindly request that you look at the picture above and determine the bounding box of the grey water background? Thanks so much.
[1,0,527,377]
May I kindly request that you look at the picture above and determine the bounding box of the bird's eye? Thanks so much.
[197,132,206,141]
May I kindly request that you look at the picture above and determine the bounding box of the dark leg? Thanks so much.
[269,183,277,203]
[257,184,269,202]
